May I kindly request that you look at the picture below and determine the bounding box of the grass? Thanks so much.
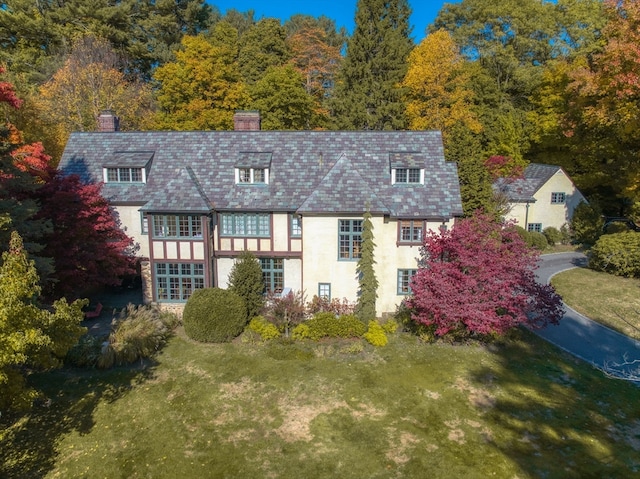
[551,267,640,340]
[2,328,639,478]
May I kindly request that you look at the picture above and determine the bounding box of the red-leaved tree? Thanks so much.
[32,170,138,298]
[407,213,563,338]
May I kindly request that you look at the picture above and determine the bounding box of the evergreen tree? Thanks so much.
[238,18,291,85]
[331,0,413,130]
[355,210,378,321]
[227,251,265,320]
[0,231,86,411]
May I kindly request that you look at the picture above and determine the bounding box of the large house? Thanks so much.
[59,111,463,316]
[497,163,586,233]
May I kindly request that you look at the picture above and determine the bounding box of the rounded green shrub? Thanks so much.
[364,321,388,347]
[248,316,280,341]
[291,323,312,340]
[528,231,548,250]
[589,231,640,277]
[381,319,399,334]
[183,288,247,342]
[543,226,561,246]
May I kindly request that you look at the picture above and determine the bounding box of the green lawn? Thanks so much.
[551,267,640,340]
[2,329,639,478]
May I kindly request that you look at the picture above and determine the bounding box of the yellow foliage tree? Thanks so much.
[402,29,482,138]
[38,35,154,155]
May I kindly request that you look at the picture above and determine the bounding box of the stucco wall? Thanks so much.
[113,205,149,258]
[506,170,585,231]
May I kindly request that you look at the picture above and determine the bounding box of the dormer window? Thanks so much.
[236,167,268,184]
[389,152,425,185]
[393,168,422,184]
[103,151,153,184]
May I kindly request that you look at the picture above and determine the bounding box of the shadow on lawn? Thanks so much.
[472,330,640,478]
[0,362,156,478]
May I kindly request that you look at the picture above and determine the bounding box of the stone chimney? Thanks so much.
[233,111,261,131]
[98,110,120,132]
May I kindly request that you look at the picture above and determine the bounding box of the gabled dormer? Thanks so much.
[235,152,272,185]
[103,151,154,184]
[389,152,425,185]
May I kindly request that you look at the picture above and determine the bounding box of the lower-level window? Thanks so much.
[155,262,205,301]
[318,283,331,299]
[397,269,417,295]
[260,258,284,293]
[527,223,542,233]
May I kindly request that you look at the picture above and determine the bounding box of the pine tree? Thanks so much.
[355,210,378,321]
[227,251,265,320]
[331,0,413,130]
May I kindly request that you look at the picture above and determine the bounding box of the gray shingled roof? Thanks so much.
[495,163,562,202]
[59,130,463,219]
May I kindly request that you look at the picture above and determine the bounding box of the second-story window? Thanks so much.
[152,215,202,238]
[221,213,270,237]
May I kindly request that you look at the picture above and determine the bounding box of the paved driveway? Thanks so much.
[536,252,640,384]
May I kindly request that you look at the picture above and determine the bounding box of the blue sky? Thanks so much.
[208,1,459,41]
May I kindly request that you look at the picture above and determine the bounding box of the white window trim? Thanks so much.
[235,167,269,185]
[391,168,424,185]
[103,167,147,184]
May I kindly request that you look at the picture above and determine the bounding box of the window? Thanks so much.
[221,213,270,237]
[397,269,417,295]
[152,215,202,238]
[339,219,363,260]
[551,192,566,204]
[236,167,268,184]
[399,220,423,243]
[291,215,302,237]
[393,168,422,184]
[155,262,204,301]
[141,212,148,234]
[527,223,542,233]
[260,258,284,293]
[318,283,331,299]
[105,167,144,183]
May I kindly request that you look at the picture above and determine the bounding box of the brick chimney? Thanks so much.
[98,110,120,132]
[233,111,261,131]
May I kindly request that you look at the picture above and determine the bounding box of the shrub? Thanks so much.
[589,232,640,277]
[183,288,247,343]
[364,321,388,347]
[227,251,264,319]
[381,319,399,334]
[247,316,280,341]
[98,304,179,369]
[262,290,306,336]
[529,231,548,250]
[306,295,356,316]
[543,226,561,246]
[65,334,103,368]
[571,201,604,245]
[295,312,367,340]
[291,323,312,340]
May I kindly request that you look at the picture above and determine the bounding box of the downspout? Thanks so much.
[524,201,530,230]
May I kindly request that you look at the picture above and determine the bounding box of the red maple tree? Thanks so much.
[407,213,563,338]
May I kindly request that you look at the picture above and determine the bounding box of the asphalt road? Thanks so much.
[536,252,640,384]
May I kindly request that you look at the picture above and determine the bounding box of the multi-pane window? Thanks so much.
[141,212,148,234]
[399,220,423,243]
[152,215,202,238]
[155,262,205,301]
[339,219,363,260]
[397,269,417,295]
[260,258,284,293]
[237,167,268,184]
[394,168,421,184]
[551,192,566,204]
[318,283,331,299]
[291,215,302,237]
[527,223,542,233]
[106,167,144,183]
[221,213,270,237]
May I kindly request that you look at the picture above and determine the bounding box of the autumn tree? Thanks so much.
[407,213,563,339]
[355,210,378,322]
[331,0,413,130]
[403,29,481,137]
[38,35,153,152]
[153,27,250,130]
[0,231,86,411]
[250,65,318,130]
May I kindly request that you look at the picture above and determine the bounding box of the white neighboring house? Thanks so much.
[58,111,463,317]
[496,163,586,233]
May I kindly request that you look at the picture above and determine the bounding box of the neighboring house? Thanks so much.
[59,111,463,316]
[496,163,586,233]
